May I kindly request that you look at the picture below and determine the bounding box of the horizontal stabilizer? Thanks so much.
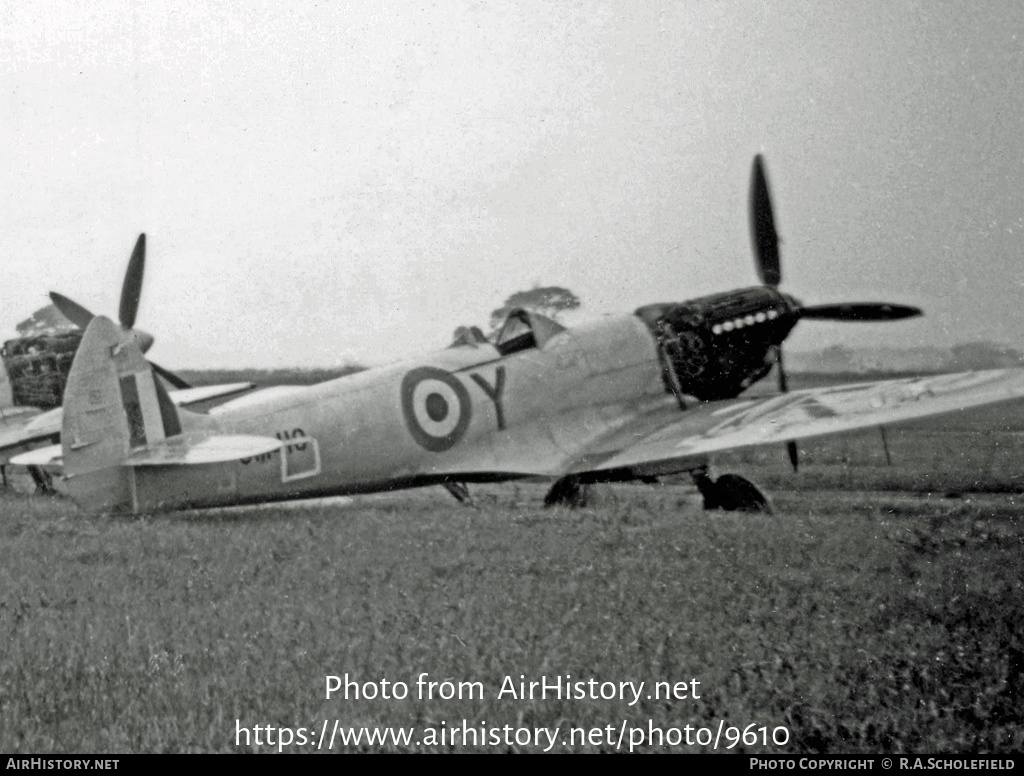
[10,444,62,468]
[12,432,281,469]
[124,434,283,467]
[0,384,256,461]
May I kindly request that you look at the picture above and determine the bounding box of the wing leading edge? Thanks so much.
[572,369,1024,478]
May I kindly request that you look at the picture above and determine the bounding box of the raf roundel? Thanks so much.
[401,367,473,451]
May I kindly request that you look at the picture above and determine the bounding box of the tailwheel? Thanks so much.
[691,468,772,513]
[544,475,590,508]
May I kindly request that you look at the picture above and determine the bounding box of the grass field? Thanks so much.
[0,481,1021,753]
[1,373,1023,753]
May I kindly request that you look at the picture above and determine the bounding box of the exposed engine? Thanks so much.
[0,332,83,409]
[636,286,799,402]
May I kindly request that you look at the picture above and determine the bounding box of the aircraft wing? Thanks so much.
[569,369,1024,478]
[0,407,58,464]
[0,382,255,463]
[0,407,41,426]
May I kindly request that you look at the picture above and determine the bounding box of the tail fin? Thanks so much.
[61,316,188,513]
[61,316,281,514]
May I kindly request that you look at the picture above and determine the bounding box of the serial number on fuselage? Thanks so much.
[240,428,307,465]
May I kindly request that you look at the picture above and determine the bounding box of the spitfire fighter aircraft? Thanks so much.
[14,156,1024,515]
[0,234,253,488]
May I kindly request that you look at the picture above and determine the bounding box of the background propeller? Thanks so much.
[748,154,922,470]
[50,233,191,389]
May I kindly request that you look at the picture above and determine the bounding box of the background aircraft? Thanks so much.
[0,235,252,488]
[16,157,1024,515]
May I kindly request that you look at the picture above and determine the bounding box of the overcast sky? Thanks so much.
[3,1,1023,368]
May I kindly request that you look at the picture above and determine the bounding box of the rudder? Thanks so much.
[61,316,184,513]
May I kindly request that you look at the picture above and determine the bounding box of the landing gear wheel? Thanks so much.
[544,476,590,508]
[691,469,772,513]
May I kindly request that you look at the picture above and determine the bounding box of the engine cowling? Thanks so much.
[636,287,799,401]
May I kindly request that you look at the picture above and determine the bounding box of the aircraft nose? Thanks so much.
[781,293,802,315]
[133,328,155,353]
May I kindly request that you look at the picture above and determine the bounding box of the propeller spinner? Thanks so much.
[50,234,190,389]
[748,155,922,469]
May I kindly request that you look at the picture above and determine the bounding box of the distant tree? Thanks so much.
[817,344,855,372]
[948,342,1024,371]
[15,304,76,337]
[489,286,581,332]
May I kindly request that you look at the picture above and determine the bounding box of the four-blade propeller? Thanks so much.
[49,234,191,389]
[748,154,922,470]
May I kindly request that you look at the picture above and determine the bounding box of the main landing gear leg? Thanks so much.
[28,466,56,496]
[690,468,772,514]
[442,481,473,505]
[544,475,590,508]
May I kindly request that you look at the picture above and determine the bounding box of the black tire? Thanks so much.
[714,473,772,513]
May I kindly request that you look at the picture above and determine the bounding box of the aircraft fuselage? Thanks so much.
[127,287,801,513]
[131,313,675,511]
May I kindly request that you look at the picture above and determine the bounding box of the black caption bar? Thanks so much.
[2,754,1022,767]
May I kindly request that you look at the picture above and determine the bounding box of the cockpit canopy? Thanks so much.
[493,308,566,356]
[447,309,568,355]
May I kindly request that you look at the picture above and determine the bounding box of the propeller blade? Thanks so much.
[776,346,798,471]
[119,233,146,329]
[150,360,191,390]
[776,345,789,393]
[800,303,922,321]
[49,292,96,330]
[750,154,781,287]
